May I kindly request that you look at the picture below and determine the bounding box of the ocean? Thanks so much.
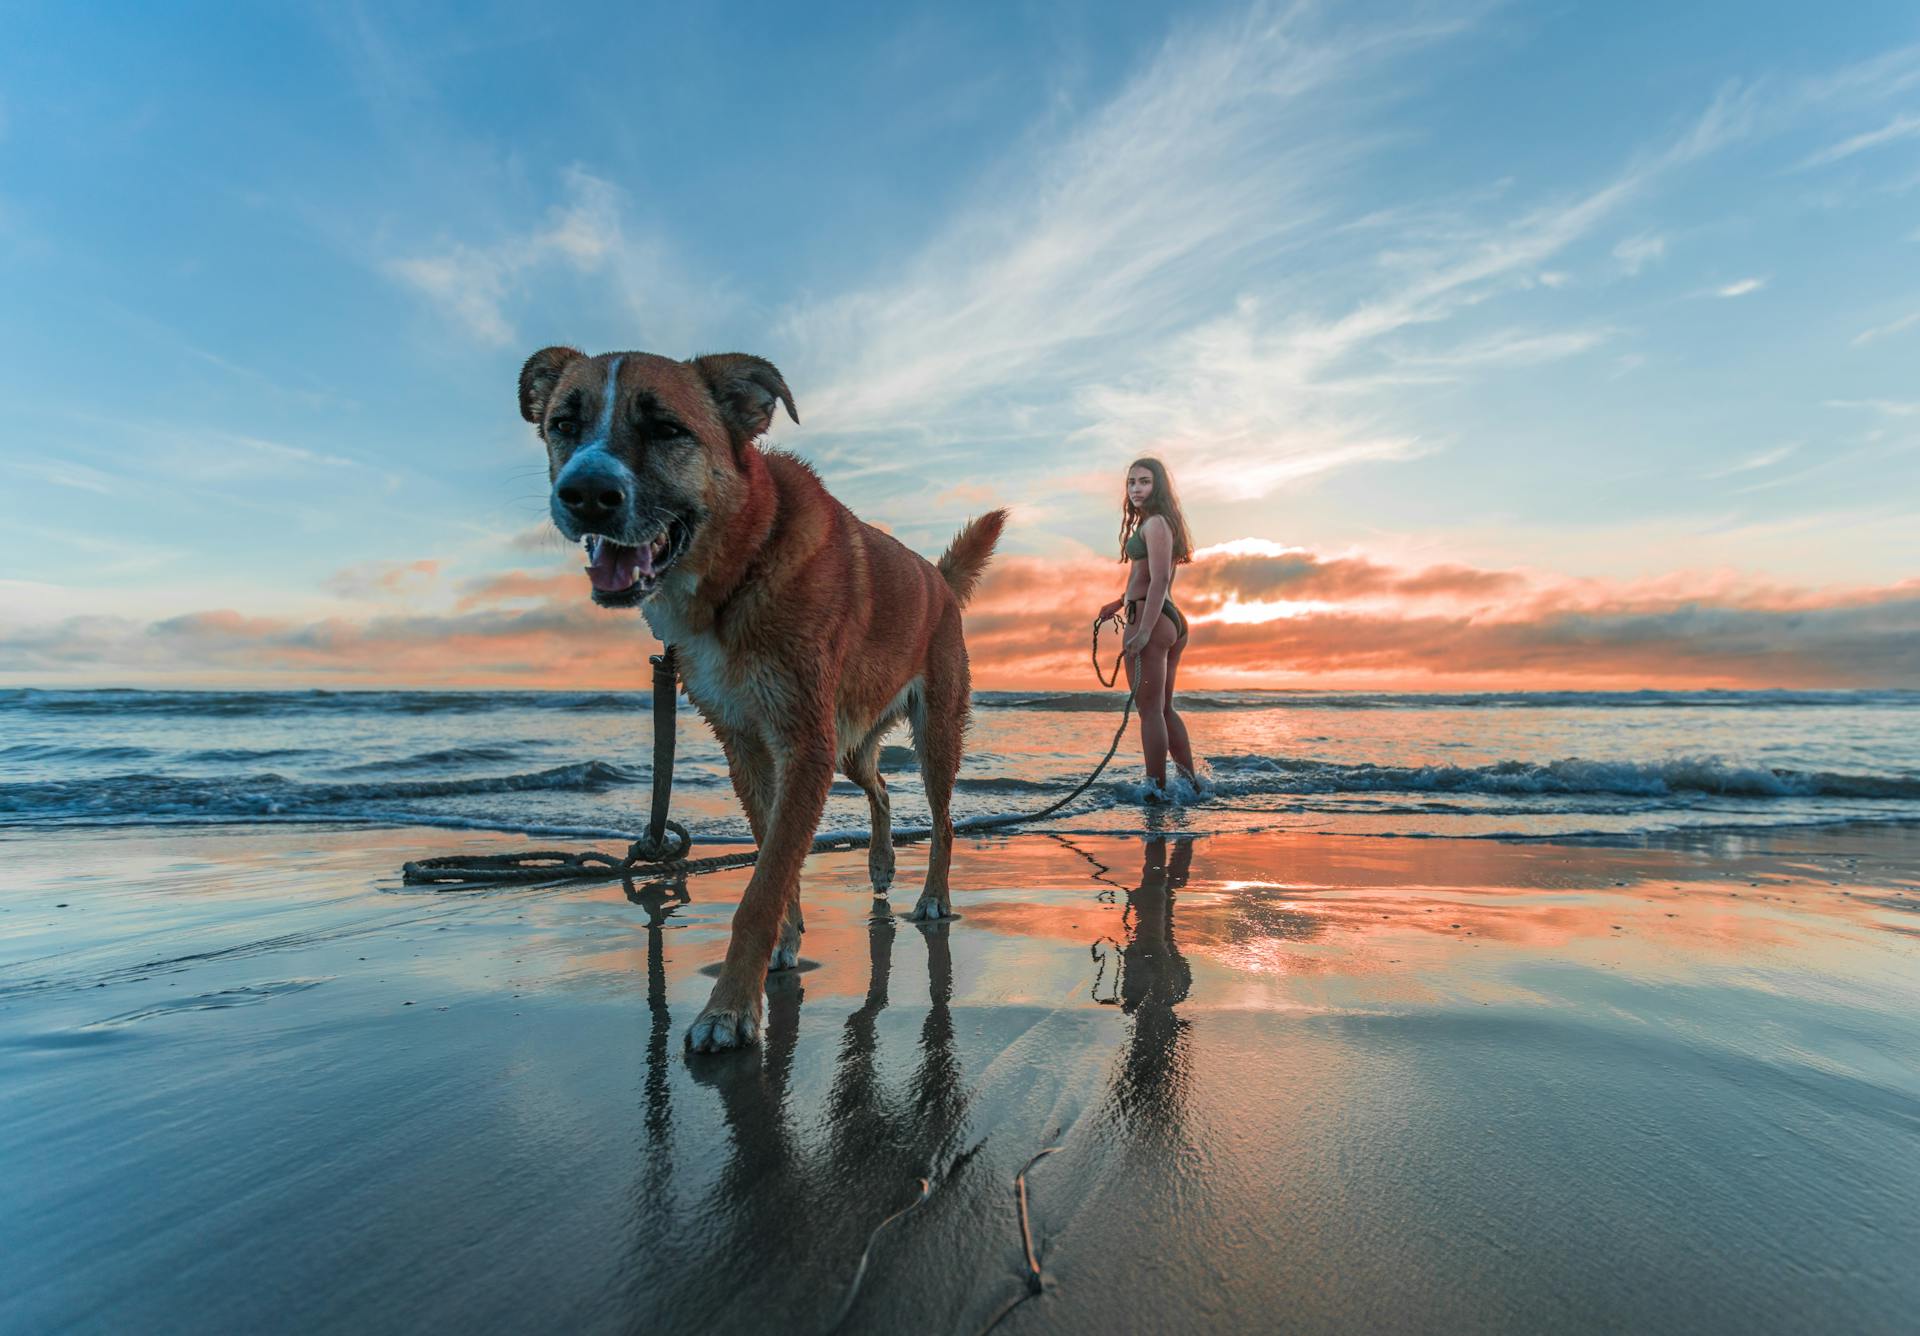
[4,687,1918,848]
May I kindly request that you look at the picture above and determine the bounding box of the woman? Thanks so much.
[1097,457,1196,799]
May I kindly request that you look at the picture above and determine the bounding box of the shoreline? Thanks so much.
[8,808,1920,848]
[4,819,1917,1332]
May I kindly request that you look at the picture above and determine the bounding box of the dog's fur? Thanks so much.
[519,346,1006,1051]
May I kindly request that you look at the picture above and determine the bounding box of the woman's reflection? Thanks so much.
[1107,837,1195,1128]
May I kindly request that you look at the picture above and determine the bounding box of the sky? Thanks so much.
[1,0,1916,691]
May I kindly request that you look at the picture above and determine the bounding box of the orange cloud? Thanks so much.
[324,559,440,600]
[959,549,1920,689]
[4,544,1915,690]
[455,570,580,611]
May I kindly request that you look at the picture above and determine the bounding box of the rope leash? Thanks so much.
[402,624,1139,889]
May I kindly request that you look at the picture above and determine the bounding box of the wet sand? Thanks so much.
[3,822,1918,1333]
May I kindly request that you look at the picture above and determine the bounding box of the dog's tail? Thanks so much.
[937,508,1008,609]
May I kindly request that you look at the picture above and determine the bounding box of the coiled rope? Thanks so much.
[402,616,1139,889]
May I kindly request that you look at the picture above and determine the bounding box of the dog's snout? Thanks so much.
[554,456,630,526]
[557,480,627,514]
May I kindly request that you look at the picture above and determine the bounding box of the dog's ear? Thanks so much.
[692,354,799,452]
[519,346,584,425]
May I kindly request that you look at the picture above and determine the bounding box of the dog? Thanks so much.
[519,346,1005,1052]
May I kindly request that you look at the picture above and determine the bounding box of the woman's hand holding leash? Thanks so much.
[1092,606,1132,688]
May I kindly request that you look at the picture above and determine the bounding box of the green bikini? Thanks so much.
[1124,530,1189,641]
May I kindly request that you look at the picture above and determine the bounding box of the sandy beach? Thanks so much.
[4,821,1918,1333]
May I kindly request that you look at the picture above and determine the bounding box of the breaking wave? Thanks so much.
[1199,754,1920,801]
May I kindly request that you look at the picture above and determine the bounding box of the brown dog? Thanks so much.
[519,346,1005,1052]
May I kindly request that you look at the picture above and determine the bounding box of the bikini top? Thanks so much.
[1124,530,1148,561]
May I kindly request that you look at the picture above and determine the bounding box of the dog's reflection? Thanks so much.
[638,899,973,1281]
[1103,837,1195,1128]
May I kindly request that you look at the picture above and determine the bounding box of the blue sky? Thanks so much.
[1,1,1916,686]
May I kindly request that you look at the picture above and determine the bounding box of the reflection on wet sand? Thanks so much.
[581,828,1920,1331]
[628,885,976,1324]
[6,824,1919,1333]
[627,879,689,1205]
[1103,838,1195,1129]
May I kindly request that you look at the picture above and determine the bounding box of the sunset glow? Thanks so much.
[0,6,1914,692]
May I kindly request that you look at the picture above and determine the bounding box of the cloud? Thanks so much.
[1612,233,1666,275]
[1800,43,1920,105]
[325,559,440,600]
[1388,327,1610,369]
[0,600,657,687]
[382,168,728,351]
[1798,112,1920,169]
[383,168,618,346]
[1703,443,1796,478]
[769,15,1756,510]
[3,459,117,495]
[10,542,1913,690]
[1714,277,1766,298]
[956,549,1920,687]
[454,570,578,611]
[1851,311,1920,347]
[1825,398,1920,417]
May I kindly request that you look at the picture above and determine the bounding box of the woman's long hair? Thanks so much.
[1118,456,1193,565]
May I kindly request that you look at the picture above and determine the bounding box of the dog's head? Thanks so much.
[518,348,797,608]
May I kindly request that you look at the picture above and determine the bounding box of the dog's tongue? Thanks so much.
[585,540,653,592]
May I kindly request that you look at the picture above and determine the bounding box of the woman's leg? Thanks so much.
[1163,635,1195,781]
[1125,619,1180,787]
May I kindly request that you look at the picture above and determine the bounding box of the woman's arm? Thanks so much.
[1124,518,1174,652]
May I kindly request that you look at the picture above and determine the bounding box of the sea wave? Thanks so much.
[0,760,651,824]
[0,743,162,763]
[329,744,546,774]
[0,689,659,717]
[1201,754,1920,800]
[7,687,1916,720]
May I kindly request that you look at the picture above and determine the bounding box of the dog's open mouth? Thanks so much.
[583,521,688,607]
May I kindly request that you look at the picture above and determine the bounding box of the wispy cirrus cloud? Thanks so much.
[383,167,730,351]
[384,169,621,346]
[1703,443,1797,478]
[1612,232,1666,275]
[1715,276,1767,298]
[1851,310,1920,346]
[772,13,1758,507]
[1797,111,1920,168]
[1825,397,1920,417]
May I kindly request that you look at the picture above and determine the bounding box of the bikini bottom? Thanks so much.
[1127,598,1189,642]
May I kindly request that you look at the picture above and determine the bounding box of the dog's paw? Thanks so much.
[908,894,952,922]
[770,915,804,972]
[685,1004,762,1053]
[869,845,896,892]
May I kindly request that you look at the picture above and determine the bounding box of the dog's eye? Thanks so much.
[548,418,576,439]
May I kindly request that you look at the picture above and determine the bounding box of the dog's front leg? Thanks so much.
[686,728,835,1052]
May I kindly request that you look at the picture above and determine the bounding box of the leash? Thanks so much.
[402,624,1140,889]
[1092,605,1129,688]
